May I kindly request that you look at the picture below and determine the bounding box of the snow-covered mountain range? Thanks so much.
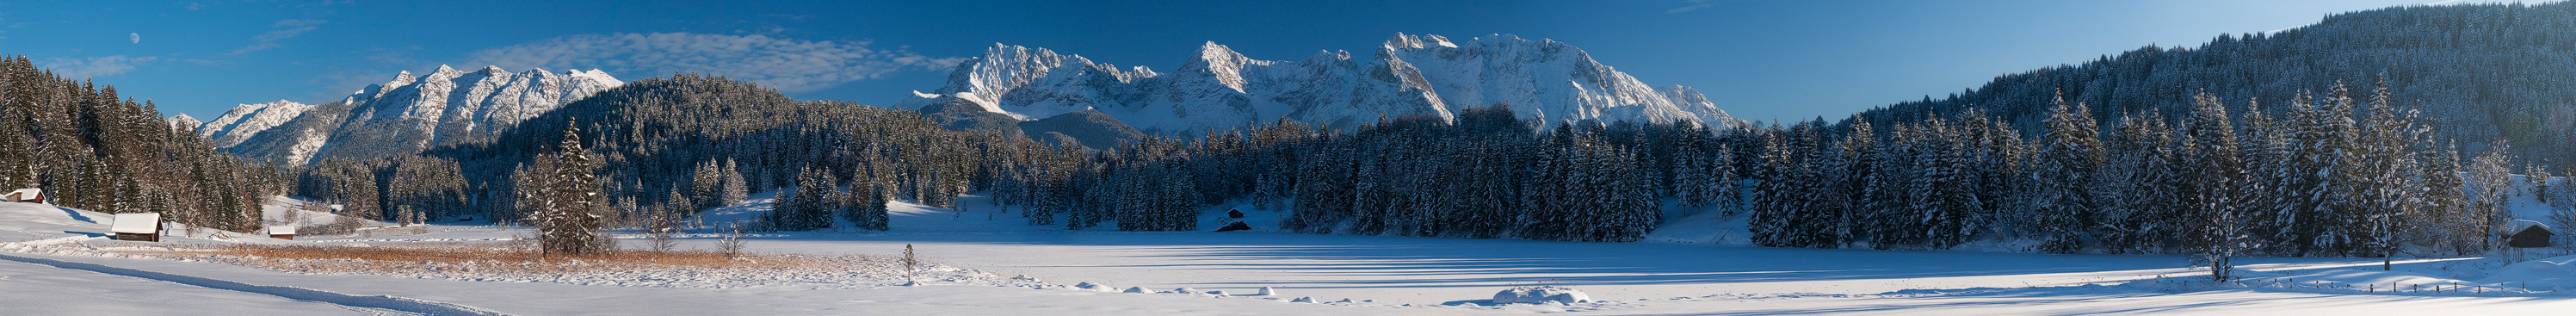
[201,65,623,164]
[900,33,1743,135]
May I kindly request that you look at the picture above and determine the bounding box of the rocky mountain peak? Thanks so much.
[901,34,1741,136]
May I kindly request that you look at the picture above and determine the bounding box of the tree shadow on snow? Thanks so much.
[59,207,94,223]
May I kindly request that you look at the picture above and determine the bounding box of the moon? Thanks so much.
[130,33,139,44]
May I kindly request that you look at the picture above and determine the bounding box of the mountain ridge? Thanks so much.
[901,33,1744,136]
[206,65,623,164]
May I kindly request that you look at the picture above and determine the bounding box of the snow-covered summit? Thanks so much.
[166,114,201,132]
[900,33,1742,135]
[213,66,623,165]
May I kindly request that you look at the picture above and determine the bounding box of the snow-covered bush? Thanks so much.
[1074,282,1118,292]
[1491,286,1591,304]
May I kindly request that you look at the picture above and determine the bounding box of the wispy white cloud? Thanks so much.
[39,55,161,78]
[232,19,326,54]
[1666,0,1714,14]
[460,33,964,92]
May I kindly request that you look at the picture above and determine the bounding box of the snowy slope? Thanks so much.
[194,100,315,148]
[213,66,623,165]
[256,195,351,228]
[900,34,1745,135]
[0,202,114,243]
[0,201,280,245]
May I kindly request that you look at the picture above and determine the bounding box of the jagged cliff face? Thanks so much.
[207,65,623,165]
[901,33,1742,135]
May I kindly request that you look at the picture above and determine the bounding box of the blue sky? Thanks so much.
[0,0,2510,122]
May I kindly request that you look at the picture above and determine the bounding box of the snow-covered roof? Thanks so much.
[269,226,295,235]
[110,213,160,234]
[2508,220,2552,232]
[5,188,37,197]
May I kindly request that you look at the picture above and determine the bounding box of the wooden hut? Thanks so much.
[268,226,296,240]
[2508,220,2554,248]
[111,213,163,242]
[3,189,40,203]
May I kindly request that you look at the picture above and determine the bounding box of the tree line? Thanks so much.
[1757,78,2514,260]
[327,72,2541,263]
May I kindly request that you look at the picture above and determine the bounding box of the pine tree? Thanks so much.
[1910,119,1979,250]
[1794,123,1851,248]
[839,182,890,231]
[1746,133,1803,247]
[522,120,609,256]
[1831,117,1875,247]
[2418,140,2477,255]
[771,167,836,231]
[1286,139,1355,233]
[2272,90,2350,256]
[2029,91,2103,254]
[720,158,748,207]
[2352,76,2420,263]
[2184,91,2254,277]
[693,160,725,210]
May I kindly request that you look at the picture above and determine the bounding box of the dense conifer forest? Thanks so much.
[1859,2,2576,169]
[0,56,285,232]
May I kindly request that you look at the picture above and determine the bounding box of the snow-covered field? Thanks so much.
[7,195,2576,314]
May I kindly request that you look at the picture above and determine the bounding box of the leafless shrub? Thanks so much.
[717,221,750,259]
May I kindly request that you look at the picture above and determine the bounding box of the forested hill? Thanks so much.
[418,74,1035,225]
[1856,2,2576,164]
[0,56,283,232]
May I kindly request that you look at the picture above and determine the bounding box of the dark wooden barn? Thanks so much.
[2508,224,2554,248]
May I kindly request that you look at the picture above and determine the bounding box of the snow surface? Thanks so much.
[0,255,376,315]
[259,195,349,228]
[10,192,2576,314]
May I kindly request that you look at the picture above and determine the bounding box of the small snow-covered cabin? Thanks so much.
[267,226,296,239]
[3,188,40,203]
[2507,220,2554,248]
[111,213,163,242]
